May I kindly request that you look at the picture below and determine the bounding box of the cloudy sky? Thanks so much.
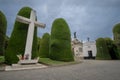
[0,0,120,42]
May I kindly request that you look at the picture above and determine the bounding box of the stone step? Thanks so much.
[5,63,48,71]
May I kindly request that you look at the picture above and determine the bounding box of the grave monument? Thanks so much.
[5,7,45,64]
[5,7,47,71]
[16,9,45,64]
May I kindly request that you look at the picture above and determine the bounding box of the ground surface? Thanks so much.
[0,60,120,80]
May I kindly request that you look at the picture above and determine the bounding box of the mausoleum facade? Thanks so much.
[83,41,96,59]
[71,38,83,61]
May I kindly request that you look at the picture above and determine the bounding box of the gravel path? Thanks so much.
[0,60,120,80]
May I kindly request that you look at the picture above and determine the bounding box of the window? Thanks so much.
[79,48,82,52]
[88,46,91,48]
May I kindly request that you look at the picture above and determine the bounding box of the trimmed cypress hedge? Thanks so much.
[0,11,7,56]
[39,33,50,58]
[113,23,120,34]
[113,23,120,57]
[50,18,74,61]
[37,37,41,54]
[96,38,111,60]
[4,36,9,50]
[105,38,120,59]
[5,7,38,64]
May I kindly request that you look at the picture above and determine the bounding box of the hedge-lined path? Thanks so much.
[0,60,120,80]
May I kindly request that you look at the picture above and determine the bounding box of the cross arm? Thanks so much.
[16,15,31,24]
[34,21,46,28]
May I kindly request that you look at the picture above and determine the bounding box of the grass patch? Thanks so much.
[39,58,78,66]
[0,56,5,63]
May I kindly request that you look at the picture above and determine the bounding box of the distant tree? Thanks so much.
[0,11,7,56]
[96,38,111,60]
[50,18,74,61]
[5,7,38,64]
[113,23,120,58]
[39,33,50,58]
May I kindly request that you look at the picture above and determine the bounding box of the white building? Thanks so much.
[83,41,96,59]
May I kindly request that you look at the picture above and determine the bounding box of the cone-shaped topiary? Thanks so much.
[113,23,120,57]
[5,7,38,64]
[96,38,111,60]
[50,18,74,61]
[0,11,7,56]
[39,33,50,58]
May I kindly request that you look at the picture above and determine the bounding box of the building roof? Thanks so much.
[71,38,83,45]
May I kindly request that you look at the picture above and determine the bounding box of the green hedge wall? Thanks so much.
[39,33,50,58]
[96,38,111,60]
[49,18,74,61]
[5,7,38,64]
[113,23,120,57]
[0,11,7,56]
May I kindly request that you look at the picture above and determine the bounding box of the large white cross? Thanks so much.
[16,10,45,60]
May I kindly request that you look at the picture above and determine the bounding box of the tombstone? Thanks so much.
[16,10,45,64]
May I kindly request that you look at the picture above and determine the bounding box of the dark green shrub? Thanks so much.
[39,33,50,58]
[113,23,120,57]
[50,18,74,61]
[113,23,120,34]
[4,36,9,50]
[96,38,111,60]
[0,11,7,56]
[37,37,41,53]
[5,7,38,64]
[104,38,120,59]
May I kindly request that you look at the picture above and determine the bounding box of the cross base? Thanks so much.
[18,60,38,64]
[5,63,47,71]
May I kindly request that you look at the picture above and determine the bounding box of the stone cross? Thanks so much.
[16,10,45,60]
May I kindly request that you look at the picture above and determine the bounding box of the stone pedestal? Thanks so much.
[5,63,47,71]
[18,60,38,64]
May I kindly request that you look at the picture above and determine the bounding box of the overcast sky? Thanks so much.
[0,0,120,41]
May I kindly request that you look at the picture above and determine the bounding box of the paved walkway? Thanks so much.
[0,60,120,80]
